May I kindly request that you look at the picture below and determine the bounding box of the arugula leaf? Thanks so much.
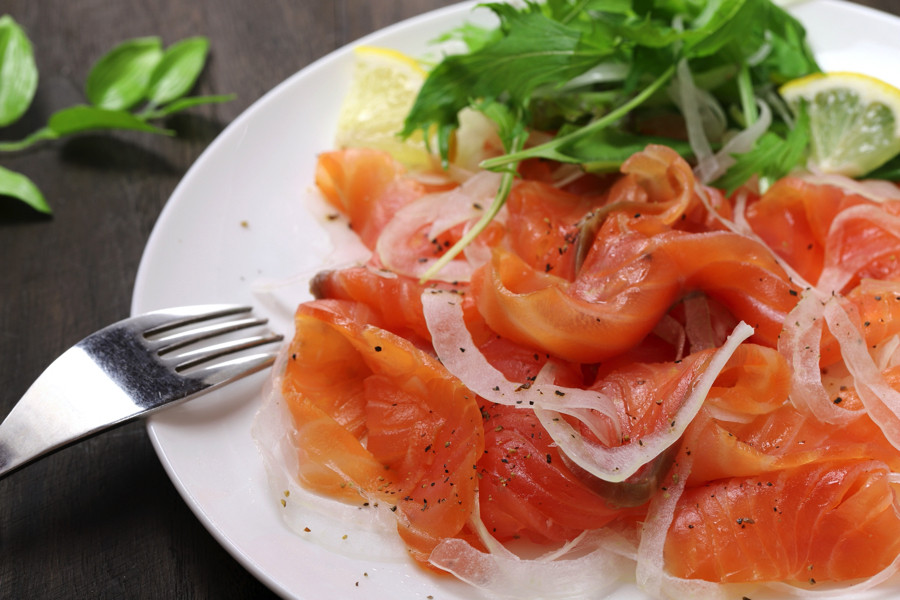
[0,164,49,213]
[145,37,210,107]
[85,37,163,110]
[0,15,38,127]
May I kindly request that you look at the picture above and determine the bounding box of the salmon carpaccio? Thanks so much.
[274,144,900,595]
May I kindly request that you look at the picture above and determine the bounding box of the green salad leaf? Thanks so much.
[402,0,822,280]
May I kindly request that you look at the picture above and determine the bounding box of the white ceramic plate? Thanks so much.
[132,1,900,598]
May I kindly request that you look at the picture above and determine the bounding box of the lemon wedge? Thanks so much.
[335,46,434,169]
[780,71,900,177]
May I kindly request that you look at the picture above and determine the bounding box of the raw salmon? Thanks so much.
[271,144,900,590]
[666,459,900,583]
[282,299,484,562]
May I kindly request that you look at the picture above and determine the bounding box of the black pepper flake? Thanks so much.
[546,453,552,464]
[789,289,798,296]
[374,345,382,352]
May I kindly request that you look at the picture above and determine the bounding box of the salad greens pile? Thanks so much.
[0,15,233,214]
[400,0,822,279]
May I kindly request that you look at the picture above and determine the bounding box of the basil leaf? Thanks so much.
[85,37,163,110]
[47,105,170,136]
[146,37,210,106]
[140,93,235,120]
[0,165,49,213]
[0,15,38,126]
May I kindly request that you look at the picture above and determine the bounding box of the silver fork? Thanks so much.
[0,304,284,479]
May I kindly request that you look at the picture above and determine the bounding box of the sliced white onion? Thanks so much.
[695,182,816,292]
[375,171,503,282]
[421,289,622,444]
[778,290,858,424]
[429,499,636,599]
[634,448,734,600]
[251,347,407,560]
[823,299,900,450]
[798,171,900,204]
[671,58,715,166]
[533,321,754,482]
[817,203,900,295]
[694,100,772,184]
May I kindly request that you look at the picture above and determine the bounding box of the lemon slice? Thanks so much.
[335,46,434,169]
[779,71,900,177]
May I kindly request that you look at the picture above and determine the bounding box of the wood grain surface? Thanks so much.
[1,1,898,598]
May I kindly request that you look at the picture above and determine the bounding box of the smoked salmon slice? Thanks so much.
[267,141,900,593]
[666,459,900,584]
[281,299,484,563]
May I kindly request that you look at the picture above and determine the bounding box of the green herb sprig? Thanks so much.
[401,0,820,281]
[0,15,234,214]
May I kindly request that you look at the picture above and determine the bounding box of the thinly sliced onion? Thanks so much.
[823,299,900,450]
[429,499,636,599]
[694,100,772,184]
[251,348,407,560]
[798,171,900,204]
[421,289,622,444]
[778,290,858,424]
[764,552,900,599]
[817,204,900,294]
[671,58,716,166]
[696,183,816,291]
[376,171,502,282]
[634,448,734,600]
[532,321,752,482]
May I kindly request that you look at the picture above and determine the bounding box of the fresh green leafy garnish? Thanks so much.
[86,37,165,110]
[0,15,38,127]
[402,0,821,280]
[0,18,234,214]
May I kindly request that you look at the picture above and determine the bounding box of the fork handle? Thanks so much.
[0,347,146,478]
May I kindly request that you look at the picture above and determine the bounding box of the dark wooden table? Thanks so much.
[1,0,897,598]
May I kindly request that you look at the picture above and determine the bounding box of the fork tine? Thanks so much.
[169,332,285,372]
[0,304,284,479]
[153,316,271,355]
[189,350,282,388]
[140,305,253,336]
